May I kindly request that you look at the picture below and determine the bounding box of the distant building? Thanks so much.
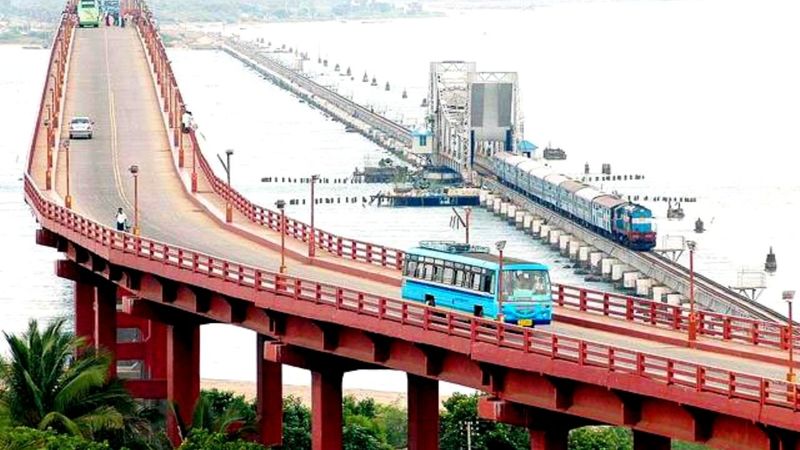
[519,140,537,158]
[411,129,432,154]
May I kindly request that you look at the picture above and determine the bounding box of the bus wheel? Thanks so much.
[424,294,435,308]
[473,305,483,317]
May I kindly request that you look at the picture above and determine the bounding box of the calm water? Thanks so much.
[2,0,799,393]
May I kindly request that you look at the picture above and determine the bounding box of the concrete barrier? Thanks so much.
[652,286,669,302]
[636,277,653,296]
[623,271,640,289]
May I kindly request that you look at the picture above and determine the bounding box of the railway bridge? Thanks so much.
[23,1,800,449]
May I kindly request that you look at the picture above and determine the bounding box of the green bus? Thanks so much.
[77,0,101,27]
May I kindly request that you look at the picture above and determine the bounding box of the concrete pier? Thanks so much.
[652,286,669,302]
[539,224,551,240]
[578,246,593,266]
[531,219,544,237]
[610,263,629,282]
[601,258,619,279]
[515,211,525,229]
[558,234,572,255]
[590,252,605,272]
[522,213,534,231]
[499,201,508,217]
[665,293,683,306]
[622,271,640,289]
[548,229,562,247]
[636,278,653,296]
[506,204,517,223]
[492,198,502,215]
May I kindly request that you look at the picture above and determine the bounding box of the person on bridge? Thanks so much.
[181,109,193,134]
[115,208,128,232]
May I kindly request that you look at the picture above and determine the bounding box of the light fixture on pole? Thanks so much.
[309,174,320,258]
[495,240,507,323]
[687,240,697,342]
[276,199,287,273]
[64,140,72,209]
[785,290,797,383]
[129,164,140,236]
[217,149,234,222]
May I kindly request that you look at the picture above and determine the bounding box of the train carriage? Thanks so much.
[557,179,587,218]
[514,159,541,195]
[543,173,569,208]
[574,186,602,225]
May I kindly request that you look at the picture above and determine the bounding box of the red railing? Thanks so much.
[23,174,800,414]
[553,284,797,353]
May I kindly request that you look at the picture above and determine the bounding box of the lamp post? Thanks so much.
[309,174,320,258]
[495,240,507,323]
[786,290,797,383]
[276,199,287,273]
[129,165,140,236]
[64,141,72,209]
[687,240,697,342]
[216,149,234,222]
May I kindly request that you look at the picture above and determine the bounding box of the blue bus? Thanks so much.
[401,241,552,326]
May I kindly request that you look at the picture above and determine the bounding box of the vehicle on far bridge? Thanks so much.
[401,241,552,326]
[492,152,657,251]
[77,0,101,27]
[69,117,94,139]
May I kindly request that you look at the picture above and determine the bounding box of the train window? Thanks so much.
[443,267,455,284]
[423,264,434,280]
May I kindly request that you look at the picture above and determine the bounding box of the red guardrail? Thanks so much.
[553,284,797,352]
[23,174,800,414]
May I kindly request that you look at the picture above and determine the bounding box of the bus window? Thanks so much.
[454,270,465,287]
[433,265,443,283]
[405,260,418,277]
[443,267,454,285]
[423,264,434,281]
[471,273,482,291]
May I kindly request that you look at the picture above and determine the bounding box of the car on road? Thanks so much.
[69,117,94,139]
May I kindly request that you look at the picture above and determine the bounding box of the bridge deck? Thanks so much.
[53,26,793,387]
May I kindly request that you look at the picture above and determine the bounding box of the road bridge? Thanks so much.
[23,1,800,449]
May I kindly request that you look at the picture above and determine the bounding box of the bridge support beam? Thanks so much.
[633,430,670,450]
[256,334,282,447]
[167,323,200,447]
[95,282,118,378]
[74,280,95,347]
[312,369,343,450]
[529,428,568,450]
[408,374,439,450]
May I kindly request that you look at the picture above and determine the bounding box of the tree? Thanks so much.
[439,393,528,450]
[179,389,257,440]
[177,429,265,450]
[280,395,310,450]
[0,426,114,450]
[0,319,156,443]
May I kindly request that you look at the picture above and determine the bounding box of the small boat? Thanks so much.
[363,72,368,82]
[371,77,377,86]
[402,88,407,99]
[385,81,390,91]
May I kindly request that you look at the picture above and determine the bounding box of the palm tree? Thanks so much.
[172,389,257,441]
[0,319,152,442]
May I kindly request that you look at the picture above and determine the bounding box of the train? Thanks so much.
[401,241,552,326]
[491,152,656,251]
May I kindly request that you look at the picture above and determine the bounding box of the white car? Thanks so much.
[69,116,93,139]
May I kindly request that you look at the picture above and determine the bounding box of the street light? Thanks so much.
[308,174,320,258]
[687,240,697,342]
[276,199,287,273]
[217,149,234,223]
[785,290,797,383]
[63,141,72,209]
[129,165,140,236]
[495,240,507,323]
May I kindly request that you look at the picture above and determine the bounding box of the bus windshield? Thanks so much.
[501,269,550,299]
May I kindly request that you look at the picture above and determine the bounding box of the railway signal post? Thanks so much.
[786,290,796,383]
[687,240,697,342]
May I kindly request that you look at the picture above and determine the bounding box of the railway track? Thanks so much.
[474,160,786,323]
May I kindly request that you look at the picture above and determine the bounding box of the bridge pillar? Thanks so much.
[166,323,200,446]
[256,334,282,447]
[408,374,439,450]
[74,280,95,347]
[633,430,670,450]
[311,369,343,450]
[95,282,118,378]
[529,427,568,450]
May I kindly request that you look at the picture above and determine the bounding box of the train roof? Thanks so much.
[515,159,542,173]
[507,155,531,167]
[575,186,603,202]
[544,173,569,185]
[526,165,553,178]
[406,247,548,270]
[593,194,626,208]
[560,179,586,194]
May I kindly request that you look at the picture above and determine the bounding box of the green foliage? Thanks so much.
[568,427,632,450]
[672,441,709,450]
[0,426,113,450]
[280,395,310,450]
[0,319,166,449]
[177,429,265,450]
[185,389,256,440]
